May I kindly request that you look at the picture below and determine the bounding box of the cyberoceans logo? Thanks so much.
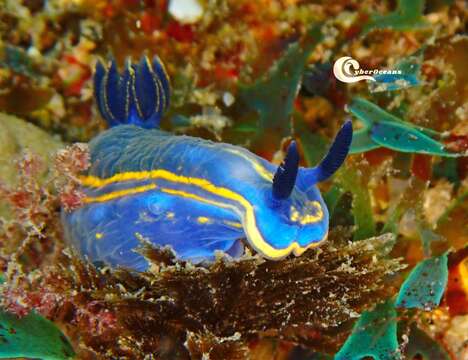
[333,56,403,83]
[333,57,375,83]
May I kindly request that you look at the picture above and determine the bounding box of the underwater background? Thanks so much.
[0,0,467,359]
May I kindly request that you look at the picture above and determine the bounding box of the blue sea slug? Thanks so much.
[62,56,353,271]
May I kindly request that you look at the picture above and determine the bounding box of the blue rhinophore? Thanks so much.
[62,56,353,271]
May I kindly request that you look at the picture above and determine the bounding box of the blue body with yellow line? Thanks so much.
[62,56,352,271]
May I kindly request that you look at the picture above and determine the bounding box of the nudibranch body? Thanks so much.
[62,56,352,271]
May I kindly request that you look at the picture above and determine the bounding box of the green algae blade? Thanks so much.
[336,166,376,241]
[381,178,427,237]
[395,252,448,310]
[417,225,444,257]
[347,97,379,127]
[370,121,460,157]
[433,157,460,185]
[295,115,327,166]
[239,25,323,138]
[170,114,191,128]
[349,128,381,154]
[348,97,462,157]
[437,190,468,226]
[369,52,423,93]
[363,0,428,34]
[231,122,259,133]
[406,323,451,360]
[323,184,345,219]
[1,46,36,78]
[308,353,333,360]
[335,299,401,360]
[348,97,438,137]
[0,310,75,359]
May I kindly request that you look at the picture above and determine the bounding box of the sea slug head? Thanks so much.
[247,121,353,259]
[93,55,170,129]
